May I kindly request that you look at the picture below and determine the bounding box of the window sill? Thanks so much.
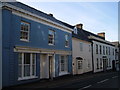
[20,39,29,42]
[48,44,55,46]
[18,76,38,81]
[65,46,69,48]
[59,71,69,76]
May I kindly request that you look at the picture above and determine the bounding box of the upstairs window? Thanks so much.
[103,46,105,55]
[48,30,55,45]
[106,47,108,55]
[73,27,78,34]
[65,35,69,47]
[96,44,98,54]
[113,48,114,55]
[100,45,102,54]
[109,47,110,55]
[20,21,30,41]
[80,42,83,51]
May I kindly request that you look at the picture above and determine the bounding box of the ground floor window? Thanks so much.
[60,55,68,72]
[100,58,103,69]
[18,53,36,80]
[109,58,111,67]
[96,58,99,69]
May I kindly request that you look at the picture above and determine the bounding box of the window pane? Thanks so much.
[32,54,36,64]
[20,21,29,41]
[32,65,35,76]
[24,65,30,77]
[24,53,30,64]
[48,30,54,44]
[61,56,65,71]
[18,53,22,64]
[18,65,22,78]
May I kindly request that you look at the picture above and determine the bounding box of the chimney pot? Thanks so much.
[75,23,83,29]
[97,32,105,39]
[48,13,53,17]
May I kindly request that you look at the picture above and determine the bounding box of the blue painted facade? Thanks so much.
[2,2,72,87]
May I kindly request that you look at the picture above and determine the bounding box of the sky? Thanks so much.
[16,1,118,42]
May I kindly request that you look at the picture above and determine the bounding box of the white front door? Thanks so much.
[77,60,83,74]
[40,54,55,79]
[40,54,49,79]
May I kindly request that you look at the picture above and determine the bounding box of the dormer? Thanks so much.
[73,26,78,34]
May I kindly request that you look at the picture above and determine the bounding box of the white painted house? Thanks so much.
[89,33,115,73]
[72,24,116,74]
[72,24,93,75]
[112,41,119,71]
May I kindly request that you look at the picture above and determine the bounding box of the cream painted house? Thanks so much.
[72,24,93,75]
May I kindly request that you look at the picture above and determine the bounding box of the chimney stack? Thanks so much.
[97,32,105,39]
[48,13,53,17]
[75,23,83,29]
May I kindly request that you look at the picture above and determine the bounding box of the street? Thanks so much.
[3,71,119,89]
[52,71,119,89]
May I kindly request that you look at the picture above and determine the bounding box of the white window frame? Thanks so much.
[74,27,77,34]
[18,53,37,80]
[48,30,55,45]
[59,55,68,72]
[65,34,69,47]
[20,21,30,42]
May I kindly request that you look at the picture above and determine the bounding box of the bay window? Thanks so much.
[18,53,36,80]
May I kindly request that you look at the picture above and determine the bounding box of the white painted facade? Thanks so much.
[72,38,93,75]
[92,41,115,73]
[0,2,2,90]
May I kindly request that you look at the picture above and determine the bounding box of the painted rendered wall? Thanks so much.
[72,38,93,75]
[12,14,72,51]
[93,41,115,73]
[2,8,72,87]
[0,2,2,90]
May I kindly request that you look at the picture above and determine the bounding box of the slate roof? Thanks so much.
[72,28,91,42]
[7,2,67,27]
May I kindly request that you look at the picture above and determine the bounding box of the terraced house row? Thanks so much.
[0,1,119,88]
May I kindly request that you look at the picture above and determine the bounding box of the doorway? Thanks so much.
[76,57,83,74]
[103,58,107,71]
[48,55,53,79]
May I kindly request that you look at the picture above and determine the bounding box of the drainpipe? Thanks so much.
[91,41,94,73]
[0,2,2,90]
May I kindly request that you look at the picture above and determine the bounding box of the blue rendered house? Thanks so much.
[0,2,73,88]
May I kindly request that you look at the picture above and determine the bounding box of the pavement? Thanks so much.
[2,70,119,89]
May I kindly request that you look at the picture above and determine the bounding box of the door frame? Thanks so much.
[103,58,107,71]
[48,55,54,79]
[76,57,83,74]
